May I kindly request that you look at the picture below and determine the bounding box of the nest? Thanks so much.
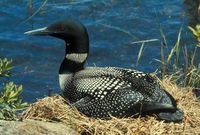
[22,79,200,135]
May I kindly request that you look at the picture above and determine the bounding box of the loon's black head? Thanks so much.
[25,19,89,54]
[25,19,89,73]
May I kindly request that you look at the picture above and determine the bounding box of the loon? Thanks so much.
[25,19,183,122]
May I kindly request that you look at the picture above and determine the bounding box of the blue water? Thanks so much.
[0,0,198,102]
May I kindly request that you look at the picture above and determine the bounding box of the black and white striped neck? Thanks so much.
[59,28,89,74]
[59,53,88,73]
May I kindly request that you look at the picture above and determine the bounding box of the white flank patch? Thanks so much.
[59,73,73,90]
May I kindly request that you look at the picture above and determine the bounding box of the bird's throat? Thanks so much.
[59,53,87,74]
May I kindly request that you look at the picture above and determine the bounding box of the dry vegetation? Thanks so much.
[22,79,200,135]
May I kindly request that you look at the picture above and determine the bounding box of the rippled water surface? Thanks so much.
[0,0,198,102]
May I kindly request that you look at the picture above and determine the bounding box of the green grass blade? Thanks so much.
[160,43,167,77]
[98,23,137,39]
[174,28,182,66]
[159,26,168,47]
[136,42,145,66]
[183,45,188,71]
[167,45,175,65]
[188,26,198,37]
[131,39,159,44]
[24,0,48,23]
[167,28,182,66]
[191,47,197,66]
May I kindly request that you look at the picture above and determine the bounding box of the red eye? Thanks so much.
[60,24,65,31]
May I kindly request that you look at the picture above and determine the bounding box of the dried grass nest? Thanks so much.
[22,79,200,135]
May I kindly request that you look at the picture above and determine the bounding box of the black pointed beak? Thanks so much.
[24,27,51,36]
